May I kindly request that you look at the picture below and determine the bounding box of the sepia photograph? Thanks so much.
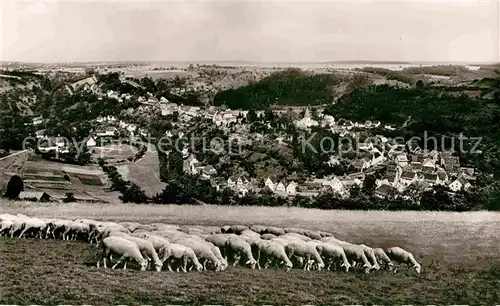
[0,0,499,304]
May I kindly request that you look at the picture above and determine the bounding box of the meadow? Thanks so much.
[1,200,499,304]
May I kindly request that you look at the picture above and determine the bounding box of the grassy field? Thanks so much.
[1,201,499,304]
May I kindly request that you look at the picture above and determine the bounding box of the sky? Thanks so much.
[1,0,498,63]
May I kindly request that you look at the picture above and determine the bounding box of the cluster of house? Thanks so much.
[373,149,475,199]
[293,107,396,136]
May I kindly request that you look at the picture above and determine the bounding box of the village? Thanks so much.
[24,73,478,204]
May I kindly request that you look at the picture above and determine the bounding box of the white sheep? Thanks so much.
[261,241,293,271]
[18,218,48,239]
[225,236,258,269]
[175,238,223,272]
[285,241,325,271]
[337,242,373,274]
[373,248,394,271]
[316,242,351,272]
[165,243,203,273]
[131,232,171,264]
[386,247,421,274]
[97,236,148,271]
[119,235,163,271]
[359,244,381,271]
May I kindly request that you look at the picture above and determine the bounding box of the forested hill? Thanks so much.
[213,68,338,109]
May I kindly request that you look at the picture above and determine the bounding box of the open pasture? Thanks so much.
[1,201,499,304]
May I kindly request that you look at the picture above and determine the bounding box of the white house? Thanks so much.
[264,177,276,191]
[227,178,236,188]
[275,181,286,193]
[286,181,298,195]
[86,137,97,147]
[449,176,472,192]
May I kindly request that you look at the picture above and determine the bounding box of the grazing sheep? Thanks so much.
[264,226,286,236]
[209,244,228,271]
[244,237,270,270]
[165,244,203,273]
[373,248,394,270]
[0,219,14,236]
[9,217,28,238]
[225,236,258,269]
[283,227,307,235]
[97,236,148,271]
[303,230,323,240]
[285,242,325,271]
[118,235,163,272]
[282,233,312,242]
[239,229,260,239]
[131,232,171,264]
[249,224,267,234]
[18,218,48,239]
[386,247,421,274]
[261,241,293,271]
[338,242,372,274]
[260,233,278,240]
[176,238,223,271]
[359,244,381,271]
[226,225,249,234]
[316,243,351,272]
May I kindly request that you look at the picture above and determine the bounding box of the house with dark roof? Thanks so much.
[400,171,417,186]
[375,184,398,199]
[18,191,51,202]
[422,172,439,185]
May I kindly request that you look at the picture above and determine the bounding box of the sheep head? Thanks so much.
[195,263,204,272]
[154,261,163,272]
[414,264,421,274]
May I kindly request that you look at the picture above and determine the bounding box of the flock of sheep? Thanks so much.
[0,213,422,274]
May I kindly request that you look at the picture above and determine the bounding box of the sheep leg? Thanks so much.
[182,256,188,273]
[112,255,126,269]
[233,254,241,266]
[123,259,127,270]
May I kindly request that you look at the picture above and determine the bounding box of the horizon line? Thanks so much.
[1,59,499,66]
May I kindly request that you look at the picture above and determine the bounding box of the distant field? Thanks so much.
[116,144,165,197]
[1,201,499,304]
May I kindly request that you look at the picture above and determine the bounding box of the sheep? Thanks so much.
[373,248,394,271]
[226,225,249,234]
[18,218,48,239]
[260,233,278,240]
[165,243,203,273]
[282,232,312,242]
[285,241,325,271]
[0,219,14,236]
[303,230,323,240]
[283,227,307,235]
[209,244,228,271]
[316,242,351,272]
[131,232,171,264]
[337,242,372,274]
[271,237,293,247]
[263,226,285,236]
[225,236,258,269]
[386,247,421,274]
[118,235,163,272]
[249,224,267,234]
[239,229,261,239]
[97,236,148,271]
[244,237,270,270]
[175,238,223,271]
[46,219,70,239]
[9,217,28,238]
[261,241,293,271]
[359,244,381,271]
[61,221,91,241]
